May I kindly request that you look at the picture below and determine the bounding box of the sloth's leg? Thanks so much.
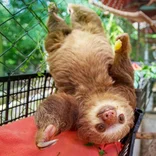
[45,2,71,54]
[109,33,134,87]
[67,4,104,34]
[35,93,78,148]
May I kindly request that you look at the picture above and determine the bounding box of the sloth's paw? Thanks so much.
[48,2,58,13]
[115,33,131,54]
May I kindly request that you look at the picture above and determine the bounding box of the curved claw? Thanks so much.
[67,4,74,15]
[36,124,57,148]
[37,139,58,148]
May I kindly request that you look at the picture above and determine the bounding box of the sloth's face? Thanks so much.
[77,93,134,144]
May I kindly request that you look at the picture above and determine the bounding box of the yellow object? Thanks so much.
[115,39,122,51]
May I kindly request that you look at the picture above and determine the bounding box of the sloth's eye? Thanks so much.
[118,114,125,124]
[95,123,105,132]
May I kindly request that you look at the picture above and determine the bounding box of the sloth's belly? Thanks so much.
[47,30,114,93]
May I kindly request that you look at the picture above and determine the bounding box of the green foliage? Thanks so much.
[99,149,106,156]
[134,70,141,88]
[102,14,124,47]
[146,34,156,38]
[0,0,48,76]
[140,62,156,79]
[134,62,156,88]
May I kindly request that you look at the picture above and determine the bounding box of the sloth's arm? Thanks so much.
[109,33,134,88]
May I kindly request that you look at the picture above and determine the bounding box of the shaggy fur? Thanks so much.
[35,3,136,147]
[35,93,78,145]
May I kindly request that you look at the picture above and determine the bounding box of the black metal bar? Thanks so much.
[128,109,144,156]
[0,72,51,82]
[43,71,48,99]
[25,77,31,117]
[119,108,143,156]
[0,82,5,123]
[5,73,11,123]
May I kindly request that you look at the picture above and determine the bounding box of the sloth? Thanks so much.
[34,3,136,148]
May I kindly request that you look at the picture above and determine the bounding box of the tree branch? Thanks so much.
[136,132,156,139]
[147,0,156,6]
[89,0,156,32]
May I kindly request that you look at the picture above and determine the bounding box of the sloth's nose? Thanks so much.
[102,110,117,125]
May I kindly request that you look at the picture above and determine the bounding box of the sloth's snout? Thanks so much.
[102,109,117,125]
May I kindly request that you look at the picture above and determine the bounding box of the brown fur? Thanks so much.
[35,3,136,146]
[35,93,78,144]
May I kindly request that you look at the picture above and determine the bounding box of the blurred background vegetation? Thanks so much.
[0,0,155,78]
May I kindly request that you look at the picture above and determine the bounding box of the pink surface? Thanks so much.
[0,117,123,156]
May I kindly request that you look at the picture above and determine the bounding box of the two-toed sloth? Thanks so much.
[35,3,136,148]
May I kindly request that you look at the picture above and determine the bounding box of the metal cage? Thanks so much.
[0,72,55,125]
[0,72,144,156]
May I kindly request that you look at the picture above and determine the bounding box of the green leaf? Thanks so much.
[37,72,44,77]
[84,142,95,146]
[99,149,106,156]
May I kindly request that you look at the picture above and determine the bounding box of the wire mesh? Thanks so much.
[0,0,95,76]
[0,0,48,76]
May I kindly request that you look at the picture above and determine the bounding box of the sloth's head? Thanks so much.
[77,93,134,144]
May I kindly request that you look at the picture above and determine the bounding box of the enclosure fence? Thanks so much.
[0,0,80,77]
[0,73,56,125]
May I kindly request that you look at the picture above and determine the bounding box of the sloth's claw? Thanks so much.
[116,33,129,45]
[37,139,58,148]
[36,124,57,148]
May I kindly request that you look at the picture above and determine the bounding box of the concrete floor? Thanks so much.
[133,113,156,156]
